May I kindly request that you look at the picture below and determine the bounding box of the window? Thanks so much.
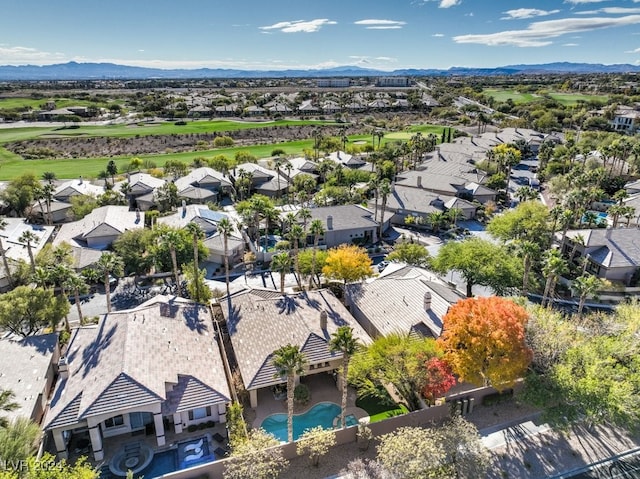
[188,407,211,421]
[104,415,124,429]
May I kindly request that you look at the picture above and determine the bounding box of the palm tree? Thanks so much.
[96,252,124,313]
[0,388,19,428]
[271,252,291,294]
[41,171,56,185]
[298,207,312,236]
[106,160,118,186]
[427,211,447,234]
[368,176,380,223]
[542,250,568,308]
[329,326,359,429]
[186,222,205,301]
[0,219,13,288]
[514,186,539,203]
[287,224,305,289]
[514,240,539,296]
[18,231,38,274]
[42,183,54,226]
[160,230,183,293]
[378,179,391,239]
[272,344,307,443]
[446,207,464,228]
[218,218,233,307]
[64,272,89,326]
[582,210,599,228]
[573,274,603,315]
[309,219,325,289]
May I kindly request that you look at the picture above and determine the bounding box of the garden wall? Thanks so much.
[159,385,506,479]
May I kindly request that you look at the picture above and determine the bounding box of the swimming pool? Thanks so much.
[260,402,357,442]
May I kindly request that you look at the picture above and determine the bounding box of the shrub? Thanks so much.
[175,120,187,125]
[294,384,310,405]
[481,389,514,406]
[187,424,197,432]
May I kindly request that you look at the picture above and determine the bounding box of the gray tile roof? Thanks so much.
[44,296,230,430]
[303,205,378,231]
[222,288,371,391]
[346,266,464,338]
[566,228,640,268]
[0,333,58,423]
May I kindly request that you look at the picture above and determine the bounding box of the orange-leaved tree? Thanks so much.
[437,296,532,391]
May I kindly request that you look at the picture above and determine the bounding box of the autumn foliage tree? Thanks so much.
[437,297,532,391]
[420,357,456,405]
[322,244,373,286]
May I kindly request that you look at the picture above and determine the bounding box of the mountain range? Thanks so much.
[0,61,639,80]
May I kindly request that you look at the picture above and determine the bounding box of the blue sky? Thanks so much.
[2,0,640,70]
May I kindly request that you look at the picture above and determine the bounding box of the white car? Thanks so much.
[377,261,390,272]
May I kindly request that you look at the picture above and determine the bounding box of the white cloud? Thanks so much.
[259,19,336,33]
[354,19,406,27]
[625,47,640,52]
[565,0,610,4]
[439,0,461,8]
[563,42,580,46]
[454,14,640,47]
[597,7,640,13]
[501,9,560,20]
[0,45,66,65]
[432,33,445,37]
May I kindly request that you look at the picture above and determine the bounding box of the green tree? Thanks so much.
[183,261,211,304]
[218,218,233,307]
[296,426,336,467]
[185,222,205,301]
[322,245,373,288]
[95,252,124,313]
[287,224,305,289]
[431,237,522,298]
[513,239,539,296]
[70,194,98,220]
[573,274,603,315]
[156,182,179,211]
[0,418,42,467]
[308,219,325,289]
[0,452,98,479]
[487,201,550,248]
[386,242,430,267]
[159,229,182,292]
[63,272,89,326]
[349,334,441,411]
[330,326,360,429]
[272,344,307,443]
[378,179,391,238]
[224,429,288,479]
[1,173,41,217]
[113,228,155,276]
[541,249,568,308]
[227,402,248,448]
[441,415,491,479]
[18,230,38,273]
[106,160,118,186]
[0,286,69,336]
[270,252,291,294]
[0,389,19,428]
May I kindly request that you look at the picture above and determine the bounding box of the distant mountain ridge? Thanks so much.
[0,61,639,80]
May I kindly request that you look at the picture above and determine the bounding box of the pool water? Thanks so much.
[260,402,356,442]
[100,450,177,479]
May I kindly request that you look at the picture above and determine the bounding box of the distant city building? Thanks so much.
[376,77,410,87]
[316,78,351,88]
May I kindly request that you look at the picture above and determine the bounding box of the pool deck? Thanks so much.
[252,373,368,431]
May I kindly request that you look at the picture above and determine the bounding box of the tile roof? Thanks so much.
[566,229,640,268]
[0,333,58,423]
[174,167,232,192]
[346,265,464,338]
[44,296,230,430]
[222,288,371,390]
[303,205,378,231]
[157,204,228,235]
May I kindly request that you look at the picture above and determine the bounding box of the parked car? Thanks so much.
[377,261,390,272]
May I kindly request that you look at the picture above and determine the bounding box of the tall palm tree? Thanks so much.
[96,252,124,313]
[41,171,56,185]
[18,231,38,274]
[574,274,603,315]
[160,230,182,293]
[287,224,305,289]
[64,272,89,326]
[515,240,539,296]
[217,218,233,310]
[271,252,291,294]
[514,186,539,203]
[309,219,325,289]
[368,176,380,223]
[0,388,19,428]
[186,222,205,301]
[446,207,464,228]
[298,207,312,236]
[0,219,13,288]
[378,179,391,239]
[542,250,568,308]
[272,344,307,443]
[42,183,55,226]
[329,326,359,429]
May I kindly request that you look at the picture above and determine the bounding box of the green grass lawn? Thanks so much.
[356,395,409,423]
[483,89,537,104]
[484,88,609,106]
[547,92,608,106]
[384,124,446,141]
[0,97,120,111]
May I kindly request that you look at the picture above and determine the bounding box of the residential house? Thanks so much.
[233,162,290,198]
[44,296,231,461]
[324,151,367,169]
[281,157,319,181]
[345,265,464,338]
[0,333,60,424]
[561,228,640,285]
[221,288,371,408]
[288,204,378,247]
[115,173,166,211]
[30,200,73,224]
[0,219,55,291]
[53,205,143,250]
[174,167,233,204]
[53,178,104,203]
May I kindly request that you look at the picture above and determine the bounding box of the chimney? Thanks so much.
[58,357,69,379]
[78,176,83,185]
[423,291,432,311]
[605,227,612,240]
[182,199,187,217]
[327,215,333,230]
[417,176,422,188]
[320,310,328,330]
[135,208,141,222]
